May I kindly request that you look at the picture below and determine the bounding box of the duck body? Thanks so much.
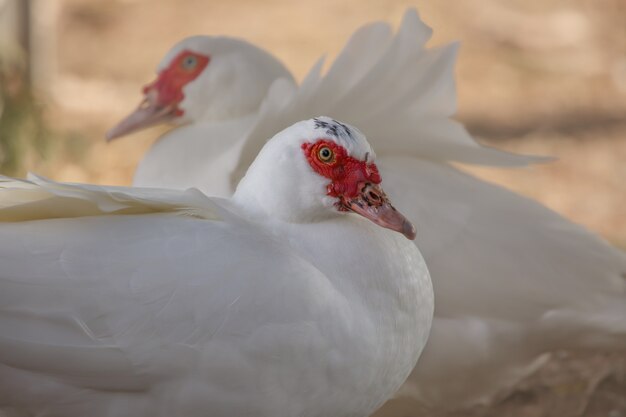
[375,156,626,408]
[0,210,429,417]
[0,119,433,417]
[134,116,256,197]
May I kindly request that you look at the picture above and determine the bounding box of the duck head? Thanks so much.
[107,36,293,141]
[235,117,416,240]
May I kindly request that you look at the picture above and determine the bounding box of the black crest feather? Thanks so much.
[313,117,354,142]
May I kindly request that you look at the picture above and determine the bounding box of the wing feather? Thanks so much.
[0,211,342,409]
[375,156,626,409]
[0,175,220,222]
[232,9,547,188]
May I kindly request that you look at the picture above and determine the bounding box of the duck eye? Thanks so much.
[317,146,334,163]
[182,55,198,70]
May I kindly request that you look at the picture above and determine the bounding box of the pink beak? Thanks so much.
[106,89,178,141]
[341,182,416,240]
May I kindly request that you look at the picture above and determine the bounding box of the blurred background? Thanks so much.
[1,0,624,248]
[0,0,624,414]
[1,0,625,246]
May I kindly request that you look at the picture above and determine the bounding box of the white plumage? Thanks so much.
[0,118,433,417]
[108,8,626,413]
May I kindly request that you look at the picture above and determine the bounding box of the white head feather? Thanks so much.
[234,117,374,222]
[158,36,294,123]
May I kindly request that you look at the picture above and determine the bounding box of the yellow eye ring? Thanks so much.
[317,146,334,163]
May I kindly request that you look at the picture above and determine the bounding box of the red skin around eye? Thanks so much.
[301,140,381,199]
[142,49,210,116]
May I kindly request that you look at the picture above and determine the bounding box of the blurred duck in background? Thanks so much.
[108,8,626,415]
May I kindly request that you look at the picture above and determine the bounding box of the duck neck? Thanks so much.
[232,137,335,224]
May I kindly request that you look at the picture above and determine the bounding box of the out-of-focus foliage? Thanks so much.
[0,57,49,176]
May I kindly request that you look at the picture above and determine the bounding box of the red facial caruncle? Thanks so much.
[302,139,416,240]
[142,50,210,116]
[106,50,210,141]
[301,140,381,201]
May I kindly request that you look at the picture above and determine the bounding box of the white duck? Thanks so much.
[107,9,626,413]
[0,117,432,417]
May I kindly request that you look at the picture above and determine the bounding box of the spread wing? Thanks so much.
[231,9,550,187]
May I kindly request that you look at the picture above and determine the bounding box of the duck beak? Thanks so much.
[340,183,416,240]
[105,88,178,141]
